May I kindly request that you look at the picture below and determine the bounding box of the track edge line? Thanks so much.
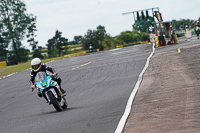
[114,43,155,133]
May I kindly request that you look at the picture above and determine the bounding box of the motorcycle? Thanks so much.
[34,71,68,111]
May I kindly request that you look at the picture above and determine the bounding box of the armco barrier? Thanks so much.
[176,30,196,37]
[141,41,148,44]
[64,51,87,58]
[86,49,100,53]
[123,42,141,47]
[176,32,185,37]
[192,30,195,35]
[116,45,123,48]
[0,61,7,66]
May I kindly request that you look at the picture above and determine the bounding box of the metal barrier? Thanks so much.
[176,32,185,37]
[64,51,87,58]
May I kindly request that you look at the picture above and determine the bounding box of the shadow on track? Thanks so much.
[30,106,84,116]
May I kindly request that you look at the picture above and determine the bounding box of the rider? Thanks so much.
[89,44,93,52]
[196,21,200,39]
[30,58,66,97]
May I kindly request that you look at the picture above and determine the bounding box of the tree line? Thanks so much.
[172,18,200,31]
[46,25,149,56]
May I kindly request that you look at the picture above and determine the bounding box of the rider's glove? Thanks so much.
[52,72,58,77]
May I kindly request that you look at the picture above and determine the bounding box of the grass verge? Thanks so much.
[0,56,65,77]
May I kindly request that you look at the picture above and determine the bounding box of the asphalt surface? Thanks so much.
[124,37,200,132]
[180,43,200,80]
[0,43,153,133]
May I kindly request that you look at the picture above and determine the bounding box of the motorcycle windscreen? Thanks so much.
[35,72,46,82]
[35,72,52,89]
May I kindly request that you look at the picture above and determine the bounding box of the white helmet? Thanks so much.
[31,58,41,72]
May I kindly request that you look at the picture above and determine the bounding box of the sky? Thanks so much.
[23,0,200,49]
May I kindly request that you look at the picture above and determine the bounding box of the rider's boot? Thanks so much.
[37,90,42,97]
[60,86,66,94]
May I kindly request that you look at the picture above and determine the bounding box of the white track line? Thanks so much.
[114,43,155,133]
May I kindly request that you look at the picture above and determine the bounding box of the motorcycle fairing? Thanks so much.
[35,71,61,104]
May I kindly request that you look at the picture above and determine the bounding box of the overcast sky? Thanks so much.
[24,0,200,49]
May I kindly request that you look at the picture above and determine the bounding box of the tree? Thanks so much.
[9,46,29,63]
[140,32,149,41]
[27,22,43,58]
[68,41,76,45]
[0,0,36,62]
[46,30,68,57]
[27,23,38,50]
[172,19,196,31]
[116,29,149,43]
[0,33,8,57]
[117,31,135,43]
[73,36,82,44]
[82,25,106,50]
[116,30,142,44]
[82,29,105,50]
[102,34,116,49]
[97,25,106,33]
[32,46,43,59]
[17,47,29,62]
[132,16,154,32]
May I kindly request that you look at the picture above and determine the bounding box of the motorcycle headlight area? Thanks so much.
[36,82,43,90]
[36,79,52,90]
[47,79,52,88]
[45,76,52,88]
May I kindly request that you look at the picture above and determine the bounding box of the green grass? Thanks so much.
[0,44,85,77]
[0,56,65,77]
[67,44,82,48]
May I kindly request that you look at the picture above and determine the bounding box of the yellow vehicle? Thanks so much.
[0,57,7,66]
[154,21,178,47]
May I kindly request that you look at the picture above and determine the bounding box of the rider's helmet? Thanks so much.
[31,58,41,72]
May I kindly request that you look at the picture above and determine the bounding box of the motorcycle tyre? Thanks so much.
[47,91,63,112]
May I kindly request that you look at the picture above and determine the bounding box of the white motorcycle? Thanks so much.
[34,71,68,111]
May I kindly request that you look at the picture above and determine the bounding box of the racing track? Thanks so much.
[0,43,153,133]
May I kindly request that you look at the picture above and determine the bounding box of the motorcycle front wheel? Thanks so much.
[47,91,63,112]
